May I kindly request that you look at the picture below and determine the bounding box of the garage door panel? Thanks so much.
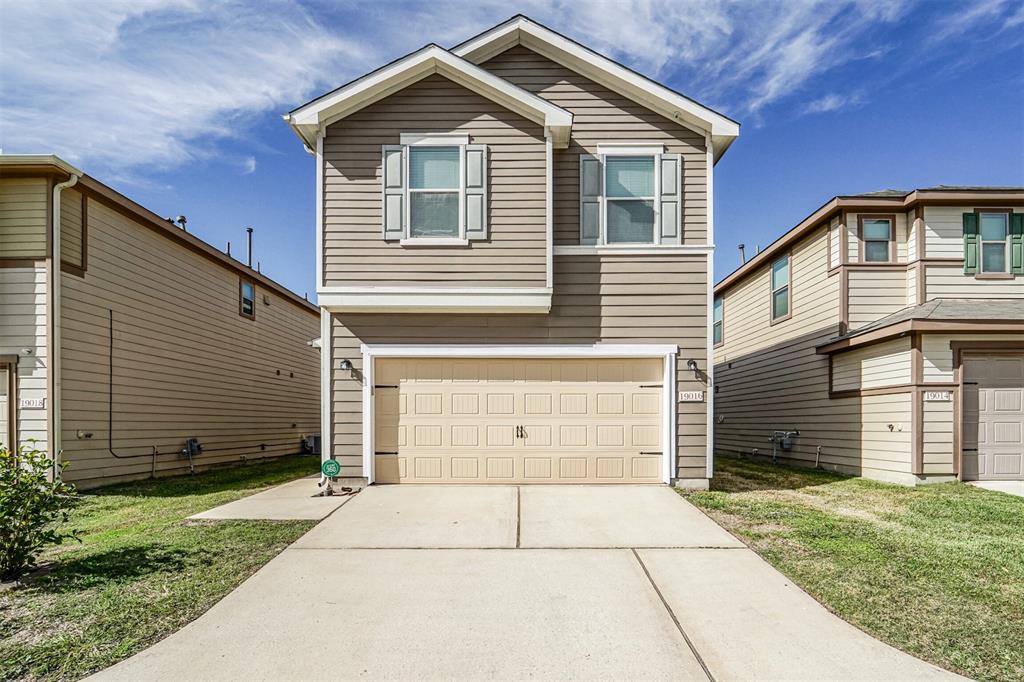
[374,357,664,484]
[962,353,1024,481]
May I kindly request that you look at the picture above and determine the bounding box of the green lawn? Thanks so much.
[0,456,319,681]
[683,457,1024,682]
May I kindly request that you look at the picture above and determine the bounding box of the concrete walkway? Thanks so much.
[969,480,1024,498]
[93,486,964,681]
[189,476,357,520]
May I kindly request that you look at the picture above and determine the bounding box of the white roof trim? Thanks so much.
[0,154,83,176]
[452,16,740,162]
[284,44,573,150]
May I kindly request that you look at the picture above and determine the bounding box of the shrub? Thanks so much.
[0,443,79,581]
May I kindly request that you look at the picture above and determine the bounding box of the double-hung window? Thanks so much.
[979,211,1009,274]
[859,215,894,263]
[239,279,256,319]
[408,147,460,238]
[579,146,682,245]
[770,254,791,322]
[382,135,488,243]
[713,297,724,346]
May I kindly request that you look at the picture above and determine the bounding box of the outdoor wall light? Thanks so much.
[339,359,353,371]
[686,359,698,372]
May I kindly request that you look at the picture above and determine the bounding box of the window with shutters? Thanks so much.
[964,209,1022,277]
[579,145,682,246]
[382,135,488,244]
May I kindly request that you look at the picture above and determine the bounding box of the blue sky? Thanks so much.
[2,0,1022,295]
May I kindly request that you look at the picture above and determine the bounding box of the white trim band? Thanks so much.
[554,245,713,256]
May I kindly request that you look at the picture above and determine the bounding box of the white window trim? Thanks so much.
[404,141,465,241]
[978,211,1010,274]
[356,343,679,485]
[400,133,470,146]
[599,145,663,246]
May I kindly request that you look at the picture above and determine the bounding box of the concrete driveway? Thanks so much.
[92,485,963,681]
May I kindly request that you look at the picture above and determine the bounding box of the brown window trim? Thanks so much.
[713,296,724,348]
[239,278,256,319]
[857,214,897,264]
[973,208,1014,277]
[769,252,792,325]
[60,193,88,278]
[0,355,17,451]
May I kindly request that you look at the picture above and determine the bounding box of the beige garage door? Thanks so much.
[962,353,1024,481]
[374,357,664,484]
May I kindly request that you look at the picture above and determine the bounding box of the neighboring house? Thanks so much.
[0,155,321,488]
[713,187,1024,485]
[285,15,739,488]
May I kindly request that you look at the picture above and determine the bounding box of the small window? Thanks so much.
[239,280,256,319]
[979,212,1009,273]
[770,255,791,321]
[860,216,893,263]
[713,297,724,346]
[605,156,655,244]
[408,146,460,238]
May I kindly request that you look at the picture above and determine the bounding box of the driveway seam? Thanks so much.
[631,548,716,682]
[516,486,522,549]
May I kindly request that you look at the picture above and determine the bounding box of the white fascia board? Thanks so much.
[318,287,552,313]
[0,154,83,176]
[452,17,739,161]
[361,343,679,358]
[285,45,572,148]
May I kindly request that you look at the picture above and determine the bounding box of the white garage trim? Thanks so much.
[359,343,679,484]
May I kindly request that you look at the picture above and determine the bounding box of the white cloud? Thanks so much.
[803,91,866,115]
[241,156,257,175]
[0,0,370,173]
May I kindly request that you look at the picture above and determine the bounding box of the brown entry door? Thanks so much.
[373,357,664,484]
[962,354,1024,481]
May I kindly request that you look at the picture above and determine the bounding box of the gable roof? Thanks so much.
[715,186,1024,296]
[284,43,573,151]
[451,15,740,162]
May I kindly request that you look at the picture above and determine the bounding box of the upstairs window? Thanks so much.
[382,136,488,243]
[770,254,791,322]
[409,147,460,238]
[580,146,682,246]
[963,209,1022,276]
[239,279,256,319]
[605,156,656,243]
[859,215,894,263]
[980,211,1009,273]
[713,297,724,346]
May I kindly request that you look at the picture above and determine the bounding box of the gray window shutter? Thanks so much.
[579,154,602,245]
[962,212,979,274]
[382,145,405,240]
[659,153,682,244]
[465,144,488,241]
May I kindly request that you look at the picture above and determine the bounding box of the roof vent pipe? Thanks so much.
[246,227,254,267]
[738,244,746,264]
[175,215,187,231]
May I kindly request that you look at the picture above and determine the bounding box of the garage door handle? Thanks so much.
[640,451,662,455]
[640,384,663,388]
[962,448,978,452]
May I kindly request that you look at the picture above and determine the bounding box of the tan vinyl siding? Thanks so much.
[831,338,912,391]
[922,332,1022,383]
[60,188,84,269]
[330,254,709,480]
[714,325,915,481]
[0,266,49,448]
[59,198,320,488]
[0,177,48,259]
[481,45,708,246]
[714,226,839,361]
[322,73,547,288]
[847,269,908,330]
[925,264,1023,298]
[922,398,954,474]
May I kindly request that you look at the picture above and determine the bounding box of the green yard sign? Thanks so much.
[321,459,341,477]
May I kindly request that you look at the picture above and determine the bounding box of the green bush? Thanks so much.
[0,444,79,581]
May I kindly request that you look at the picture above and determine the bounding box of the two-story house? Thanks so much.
[286,16,739,488]
[714,187,1023,485]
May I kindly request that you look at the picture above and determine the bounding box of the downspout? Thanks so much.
[49,171,80,476]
